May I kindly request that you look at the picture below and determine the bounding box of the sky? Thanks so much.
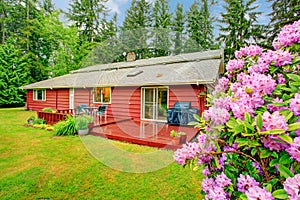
[52,0,271,26]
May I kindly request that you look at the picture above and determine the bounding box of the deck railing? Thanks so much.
[37,109,74,125]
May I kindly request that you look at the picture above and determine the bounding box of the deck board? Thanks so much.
[90,117,199,150]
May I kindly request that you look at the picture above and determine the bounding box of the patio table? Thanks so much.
[83,107,98,116]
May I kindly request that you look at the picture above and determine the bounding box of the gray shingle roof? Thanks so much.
[21,49,224,89]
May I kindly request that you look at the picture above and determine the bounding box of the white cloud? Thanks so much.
[107,0,130,14]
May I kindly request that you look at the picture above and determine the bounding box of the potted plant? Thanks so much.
[84,115,94,131]
[170,130,187,144]
[75,115,89,136]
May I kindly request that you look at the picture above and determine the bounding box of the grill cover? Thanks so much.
[167,102,199,125]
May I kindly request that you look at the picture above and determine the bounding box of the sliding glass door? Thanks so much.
[142,87,168,121]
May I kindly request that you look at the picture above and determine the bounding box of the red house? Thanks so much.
[21,50,224,123]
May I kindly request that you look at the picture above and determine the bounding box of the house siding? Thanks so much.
[26,89,69,111]
[26,85,205,119]
[169,84,205,114]
[110,86,141,120]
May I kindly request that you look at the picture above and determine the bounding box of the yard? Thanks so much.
[0,108,202,199]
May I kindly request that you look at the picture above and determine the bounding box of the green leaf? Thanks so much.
[266,184,272,192]
[193,114,201,122]
[279,154,293,165]
[271,151,279,159]
[251,148,257,156]
[256,114,263,130]
[244,112,251,123]
[259,129,286,135]
[278,164,294,178]
[278,134,293,144]
[248,140,260,147]
[279,109,293,121]
[214,157,220,169]
[234,124,244,134]
[272,189,289,199]
[226,118,237,129]
[288,122,300,131]
[236,138,248,147]
[239,193,247,200]
[269,159,279,167]
[260,149,271,158]
[286,73,300,82]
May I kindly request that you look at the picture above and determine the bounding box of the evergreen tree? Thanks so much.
[218,0,264,61]
[41,0,55,15]
[67,0,109,43]
[172,3,185,55]
[267,0,300,44]
[0,42,26,107]
[186,0,216,52]
[152,0,172,56]
[121,0,152,59]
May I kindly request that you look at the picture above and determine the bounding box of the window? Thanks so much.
[93,87,111,103]
[33,89,46,101]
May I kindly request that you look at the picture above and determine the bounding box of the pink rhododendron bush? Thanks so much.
[174,20,300,200]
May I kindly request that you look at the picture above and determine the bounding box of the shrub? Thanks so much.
[174,20,300,199]
[42,107,54,113]
[54,115,76,136]
[75,115,92,130]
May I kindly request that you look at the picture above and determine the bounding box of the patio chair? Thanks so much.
[97,105,107,124]
[75,106,83,115]
[79,104,89,115]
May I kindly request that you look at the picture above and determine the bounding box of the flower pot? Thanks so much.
[78,128,89,136]
[180,135,187,144]
[88,123,94,131]
[172,137,180,145]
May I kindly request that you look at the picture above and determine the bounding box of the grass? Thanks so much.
[0,108,203,199]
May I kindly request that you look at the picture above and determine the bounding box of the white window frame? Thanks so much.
[33,89,46,101]
[141,86,169,122]
[93,87,111,104]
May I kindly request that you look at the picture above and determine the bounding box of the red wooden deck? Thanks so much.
[89,115,199,150]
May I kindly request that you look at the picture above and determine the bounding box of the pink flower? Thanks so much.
[273,20,300,49]
[226,59,245,73]
[204,106,230,125]
[213,96,231,111]
[261,111,288,131]
[245,186,274,200]
[290,93,300,117]
[286,137,300,162]
[283,174,300,200]
[261,111,289,152]
[262,135,290,152]
[235,45,263,58]
[173,142,200,165]
[276,73,286,84]
[267,98,288,112]
[215,172,232,187]
[202,177,215,193]
[237,174,259,193]
[230,82,242,93]
[273,50,292,67]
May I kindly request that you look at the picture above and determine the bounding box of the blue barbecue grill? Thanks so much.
[167,102,199,125]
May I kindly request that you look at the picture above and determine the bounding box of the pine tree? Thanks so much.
[41,0,55,15]
[172,3,185,55]
[0,42,26,107]
[152,0,172,56]
[218,0,264,61]
[267,0,300,44]
[121,0,152,59]
[67,0,109,43]
[186,0,216,52]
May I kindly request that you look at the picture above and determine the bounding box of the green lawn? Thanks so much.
[0,108,203,199]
